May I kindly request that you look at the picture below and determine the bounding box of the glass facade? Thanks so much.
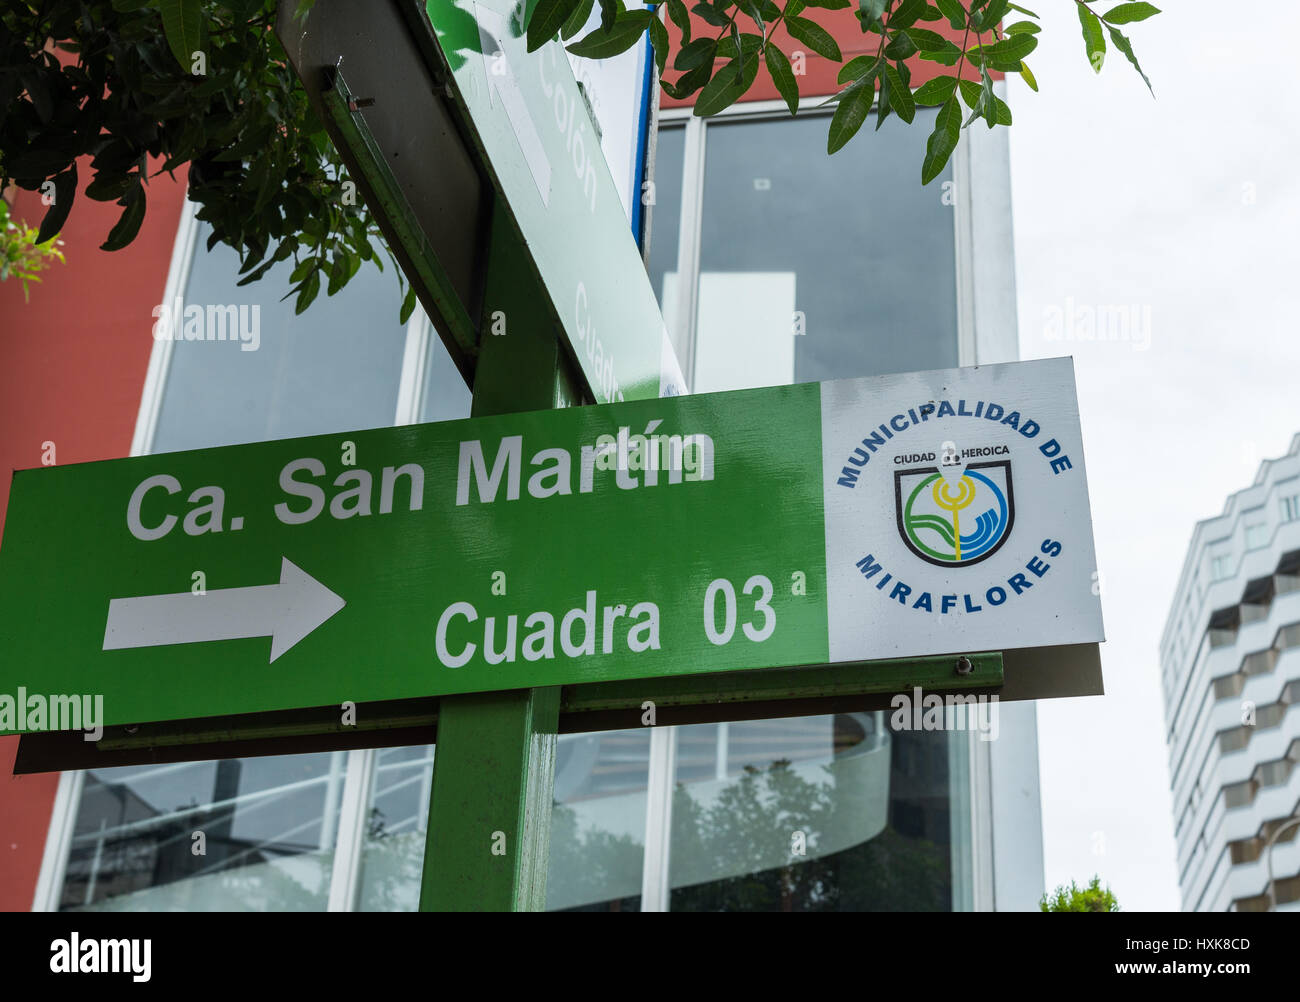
[52,103,973,912]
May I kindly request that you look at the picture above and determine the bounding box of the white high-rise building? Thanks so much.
[1161,434,1300,911]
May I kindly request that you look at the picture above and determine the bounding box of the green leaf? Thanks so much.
[785,15,841,60]
[717,31,762,63]
[599,0,618,30]
[399,283,418,325]
[837,54,877,83]
[101,186,146,252]
[561,0,596,40]
[648,15,670,77]
[934,0,966,29]
[740,0,764,34]
[295,269,321,314]
[1004,19,1040,35]
[884,63,914,123]
[567,10,653,58]
[693,55,759,116]
[1019,59,1038,91]
[1107,25,1153,94]
[1078,4,1106,72]
[827,78,874,153]
[958,77,981,109]
[35,165,76,246]
[1007,2,1039,15]
[666,0,691,43]
[662,59,713,99]
[921,94,961,184]
[289,257,316,283]
[905,27,952,51]
[1103,2,1159,24]
[800,0,851,7]
[884,30,918,60]
[918,38,962,65]
[913,74,957,105]
[153,0,203,70]
[675,37,717,71]
[889,0,928,29]
[972,0,1010,31]
[969,33,1037,71]
[527,0,583,51]
[691,2,730,26]
[764,43,799,115]
[979,63,996,127]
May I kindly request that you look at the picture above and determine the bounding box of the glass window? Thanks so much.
[548,729,651,911]
[61,753,346,911]
[358,746,434,912]
[646,124,686,360]
[666,714,958,911]
[154,222,410,450]
[1211,553,1232,581]
[420,330,473,424]
[1245,521,1269,550]
[1281,495,1300,523]
[686,110,957,392]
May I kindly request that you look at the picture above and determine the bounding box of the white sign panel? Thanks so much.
[820,356,1105,659]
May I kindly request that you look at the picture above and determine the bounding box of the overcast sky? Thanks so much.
[1007,1,1300,911]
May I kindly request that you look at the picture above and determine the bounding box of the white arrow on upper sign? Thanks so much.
[475,3,552,207]
[103,558,345,663]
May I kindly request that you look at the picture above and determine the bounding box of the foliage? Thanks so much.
[1,1,1157,313]
[528,0,1159,180]
[0,0,415,319]
[1040,875,1121,912]
[0,196,65,300]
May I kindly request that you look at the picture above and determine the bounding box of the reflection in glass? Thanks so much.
[358,745,434,912]
[60,752,345,911]
[691,111,958,389]
[668,716,956,911]
[547,729,650,911]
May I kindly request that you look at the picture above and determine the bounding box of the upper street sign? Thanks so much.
[425,0,686,401]
[0,358,1103,735]
[277,0,686,403]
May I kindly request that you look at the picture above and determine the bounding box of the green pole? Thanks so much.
[418,203,577,911]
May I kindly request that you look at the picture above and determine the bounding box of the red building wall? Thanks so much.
[0,166,187,910]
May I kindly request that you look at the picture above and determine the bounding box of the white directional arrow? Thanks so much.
[475,3,552,207]
[103,558,346,663]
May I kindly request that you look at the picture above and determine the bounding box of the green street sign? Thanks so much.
[0,359,1102,736]
[423,0,685,402]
